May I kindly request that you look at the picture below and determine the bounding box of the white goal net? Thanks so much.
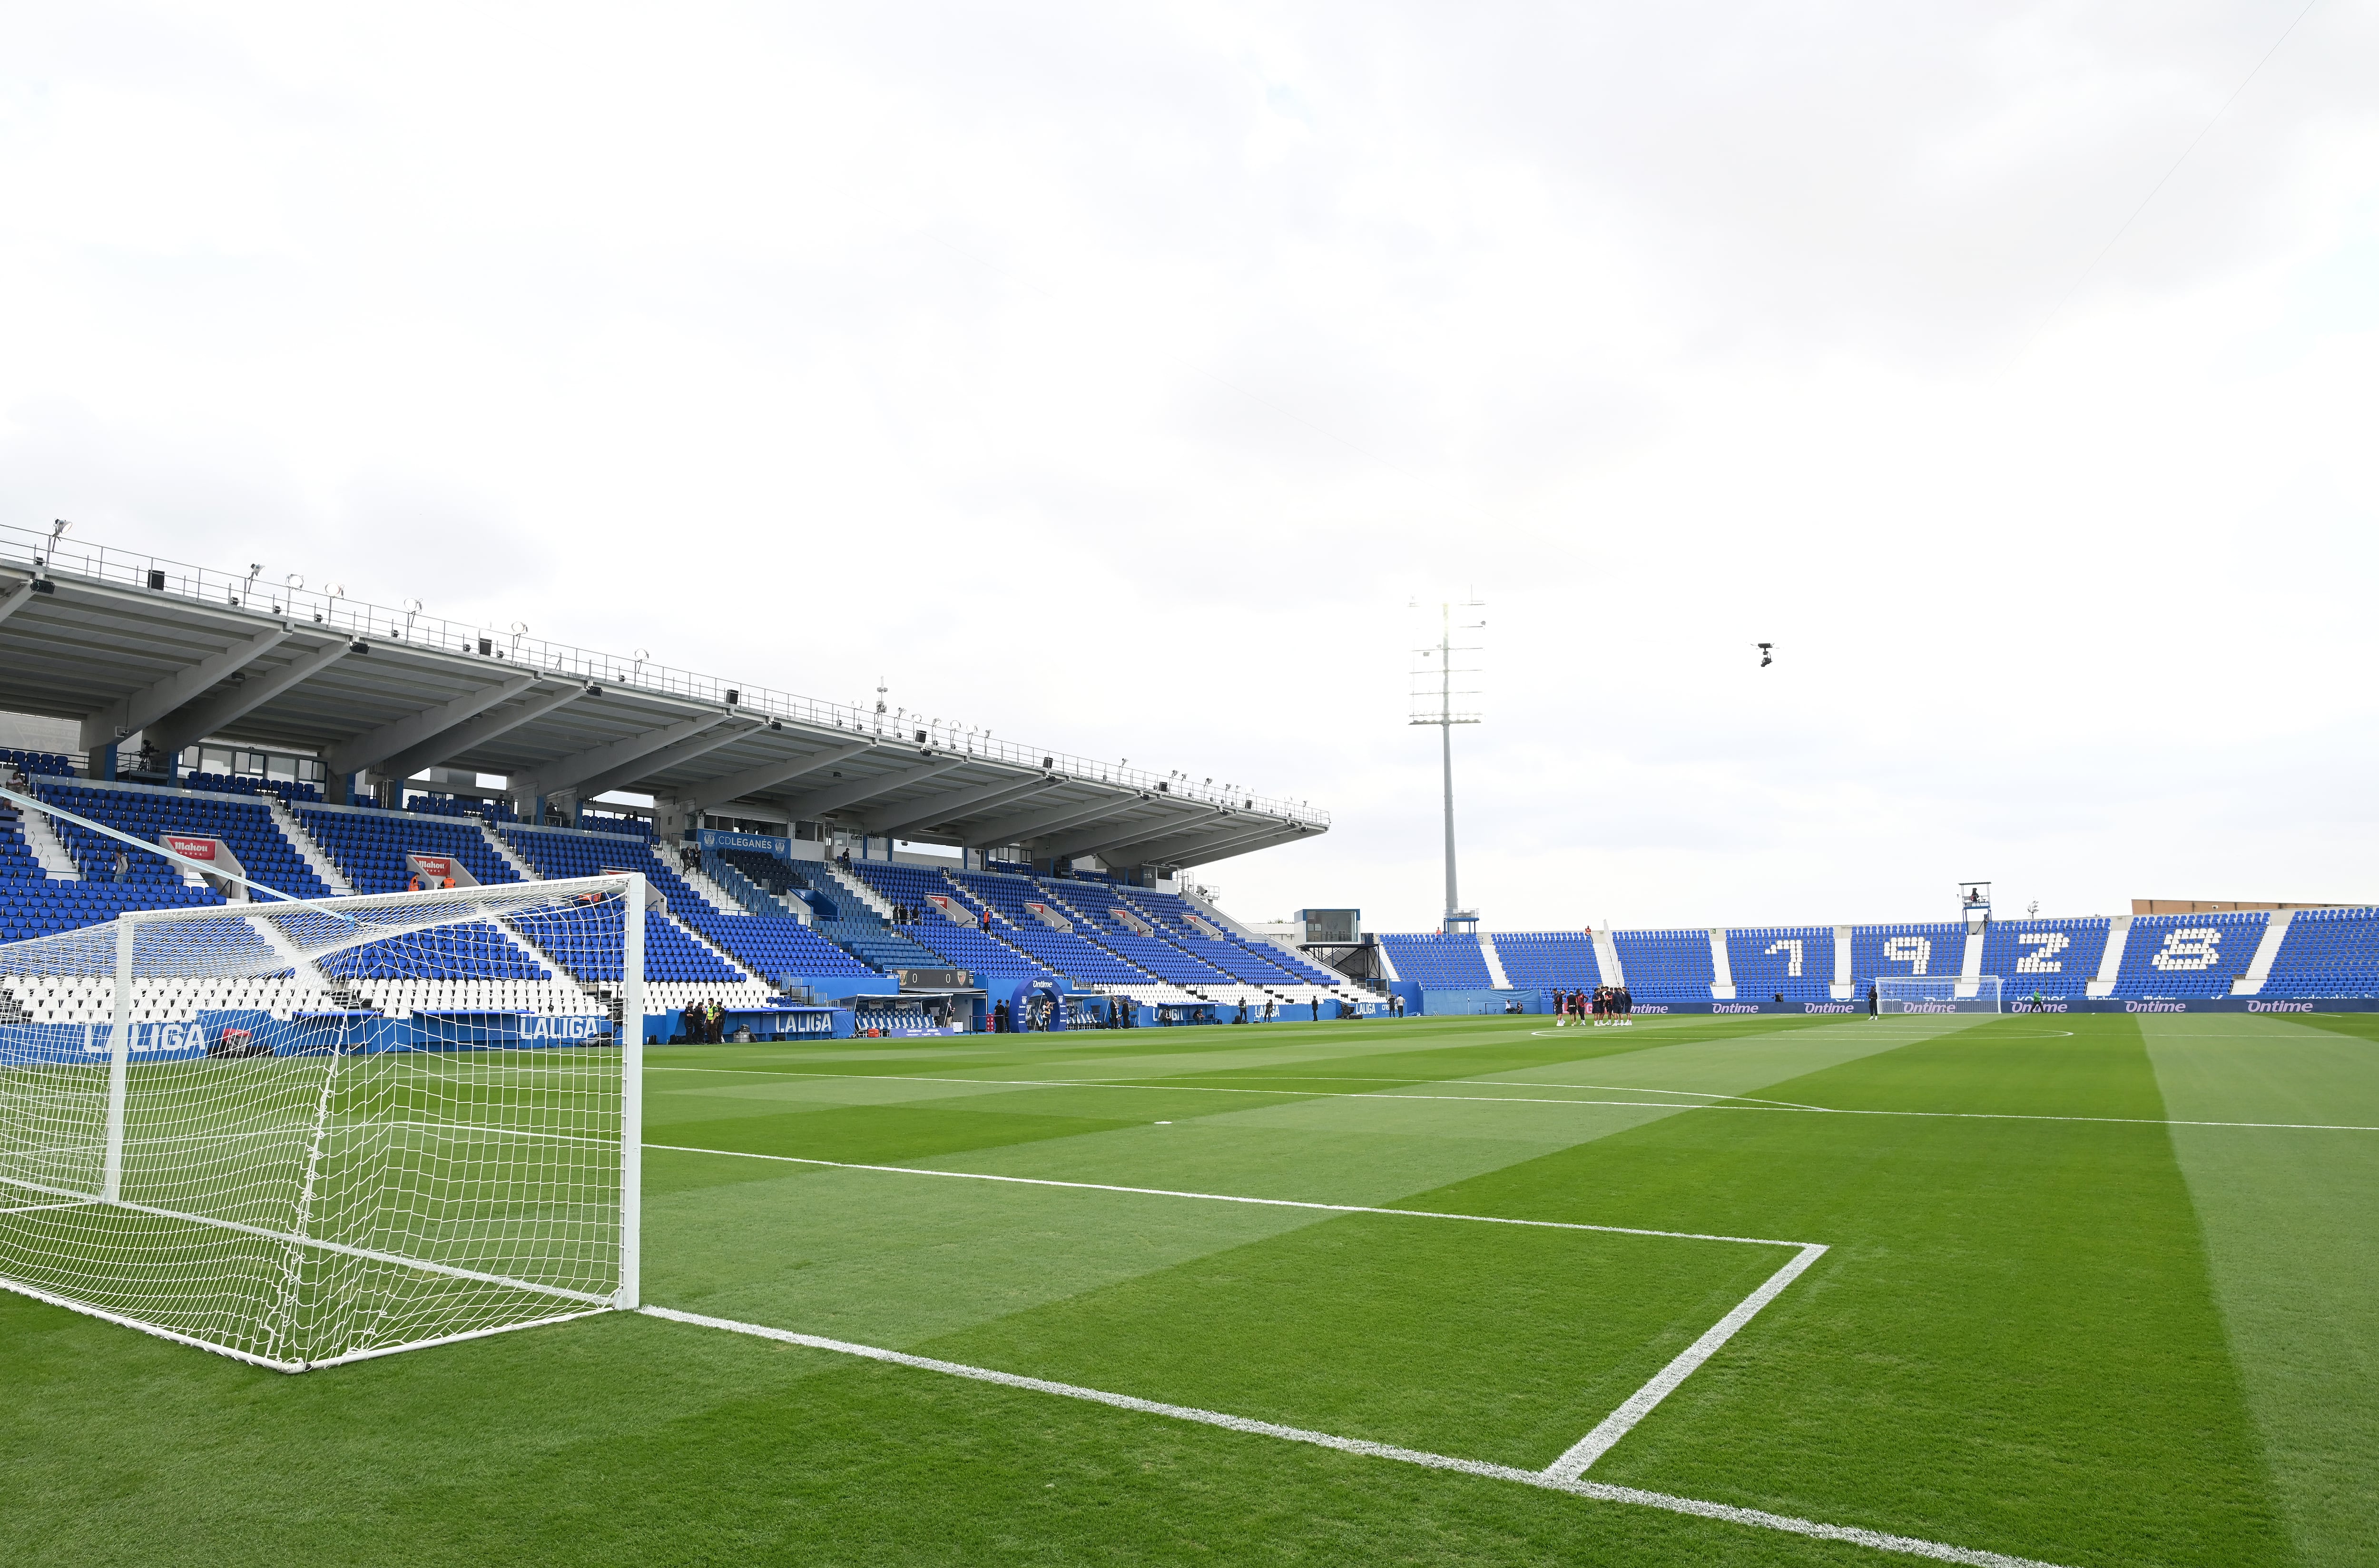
[0,875,643,1371]
[1875,975,2003,1014]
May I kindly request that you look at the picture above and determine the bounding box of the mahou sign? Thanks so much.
[164,835,217,861]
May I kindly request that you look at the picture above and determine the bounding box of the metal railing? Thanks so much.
[1,521,1328,827]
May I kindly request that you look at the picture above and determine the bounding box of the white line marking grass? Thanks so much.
[646,1064,2379,1133]
[1543,1241,1825,1480]
[649,1143,1819,1490]
[643,1303,2071,1568]
[642,1140,1821,1248]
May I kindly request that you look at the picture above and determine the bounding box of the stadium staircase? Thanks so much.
[479,821,541,880]
[14,795,79,880]
[706,856,796,918]
[1477,932,1514,990]
[263,796,354,894]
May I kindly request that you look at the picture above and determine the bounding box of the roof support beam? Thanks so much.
[776,755,970,822]
[963,791,1144,849]
[1088,812,1240,865]
[79,623,292,751]
[508,710,740,800]
[672,740,875,815]
[0,579,48,631]
[567,716,765,802]
[377,682,596,781]
[144,637,364,756]
[1169,823,1316,869]
[1046,804,1221,861]
[324,674,541,777]
[859,773,1054,837]
[1110,818,1286,867]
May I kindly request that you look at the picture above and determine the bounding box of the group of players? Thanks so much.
[1553,985,1634,1026]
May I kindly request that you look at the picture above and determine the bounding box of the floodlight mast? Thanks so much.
[1412,598,1483,932]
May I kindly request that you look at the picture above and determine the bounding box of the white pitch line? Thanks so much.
[642,1304,2070,1568]
[1543,1242,1827,1480]
[644,1065,2379,1133]
[639,1141,1816,1249]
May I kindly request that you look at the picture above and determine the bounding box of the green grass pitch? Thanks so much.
[3,1009,2375,1566]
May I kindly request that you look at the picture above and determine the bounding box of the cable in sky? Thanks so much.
[2009,0,2324,367]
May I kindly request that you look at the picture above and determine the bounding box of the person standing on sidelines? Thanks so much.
[1868,982,1880,1021]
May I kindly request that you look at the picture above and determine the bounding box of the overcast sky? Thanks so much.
[2,2,2374,931]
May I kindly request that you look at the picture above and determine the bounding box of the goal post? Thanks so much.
[1875,975,2002,1014]
[0,874,644,1371]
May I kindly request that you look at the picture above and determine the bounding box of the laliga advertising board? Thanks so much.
[6,1012,618,1066]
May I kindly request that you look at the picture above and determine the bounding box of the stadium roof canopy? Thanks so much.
[0,523,1326,873]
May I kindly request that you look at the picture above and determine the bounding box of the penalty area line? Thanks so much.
[643,1065,2379,1133]
[639,1141,1817,1249]
[641,1304,2069,1568]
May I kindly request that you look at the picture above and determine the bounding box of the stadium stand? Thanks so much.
[1848,922,1967,996]
[1977,917,2110,1000]
[1493,932,1605,990]
[1367,906,2379,1006]
[2114,911,2267,999]
[33,778,331,898]
[901,921,1052,983]
[0,798,48,884]
[0,747,74,778]
[946,869,1155,986]
[404,793,518,823]
[498,823,882,995]
[704,856,786,917]
[295,804,521,894]
[497,824,777,1011]
[184,773,324,804]
[712,848,844,919]
[1610,929,1717,1002]
[679,909,878,982]
[1376,932,1494,989]
[2260,909,2379,997]
[1724,927,1833,1002]
[577,810,652,837]
[1103,886,1322,989]
[0,875,216,945]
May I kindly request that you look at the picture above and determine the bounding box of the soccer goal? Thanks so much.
[0,875,643,1371]
[1875,975,2002,1014]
